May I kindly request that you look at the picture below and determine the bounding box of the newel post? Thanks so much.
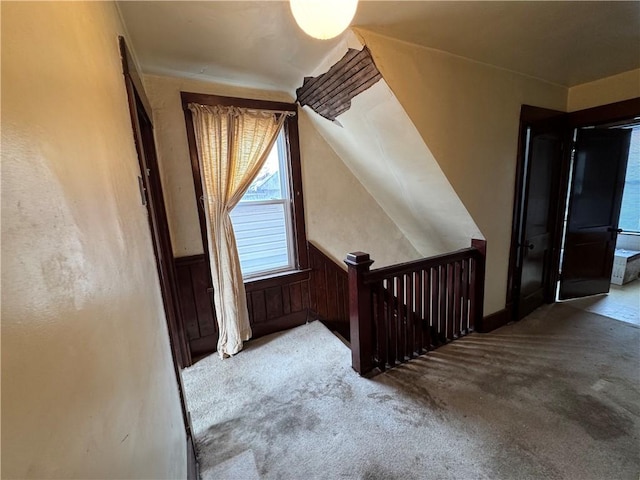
[470,239,487,332]
[345,252,374,375]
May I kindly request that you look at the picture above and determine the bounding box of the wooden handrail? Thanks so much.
[364,247,481,283]
[345,239,486,375]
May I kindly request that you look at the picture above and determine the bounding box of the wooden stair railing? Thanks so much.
[346,239,486,376]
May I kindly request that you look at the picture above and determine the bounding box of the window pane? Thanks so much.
[230,202,291,276]
[241,132,284,201]
[619,127,639,233]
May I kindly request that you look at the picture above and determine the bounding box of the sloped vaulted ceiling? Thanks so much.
[117,1,640,91]
[298,32,483,256]
[118,1,639,312]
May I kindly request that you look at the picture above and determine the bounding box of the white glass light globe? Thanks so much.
[290,0,358,40]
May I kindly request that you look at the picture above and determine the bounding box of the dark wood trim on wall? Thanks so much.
[568,97,640,128]
[175,255,218,361]
[506,105,566,322]
[285,116,309,270]
[187,434,199,480]
[246,271,310,339]
[308,243,350,340]
[174,242,351,363]
[181,104,213,287]
[175,254,313,364]
[181,92,297,113]
[480,308,511,333]
[119,37,152,120]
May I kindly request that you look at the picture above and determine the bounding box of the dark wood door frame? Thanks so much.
[506,98,640,323]
[119,37,197,480]
[119,38,190,368]
[506,105,568,321]
[567,98,640,129]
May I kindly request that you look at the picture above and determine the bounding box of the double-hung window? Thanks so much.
[618,125,639,233]
[182,92,308,282]
[230,130,295,278]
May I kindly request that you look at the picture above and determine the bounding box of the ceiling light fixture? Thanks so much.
[290,0,358,40]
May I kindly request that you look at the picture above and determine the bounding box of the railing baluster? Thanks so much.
[387,278,397,366]
[446,263,455,341]
[406,272,414,358]
[371,287,379,367]
[346,239,485,375]
[453,260,462,338]
[376,284,387,371]
[395,276,405,361]
[413,270,422,354]
[423,268,432,351]
[439,265,447,343]
[431,267,439,346]
[469,257,477,331]
[461,259,469,334]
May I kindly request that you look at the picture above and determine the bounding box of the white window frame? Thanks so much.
[618,125,640,234]
[231,130,296,279]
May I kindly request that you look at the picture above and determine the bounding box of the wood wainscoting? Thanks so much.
[308,243,350,341]
[174,243,349,366]
[175,255,218,361]
[245,270,310,339]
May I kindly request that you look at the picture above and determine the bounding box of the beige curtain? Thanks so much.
[188,103,289,358]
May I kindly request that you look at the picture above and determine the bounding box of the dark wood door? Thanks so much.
[517,127,565,318]
[559,128,631,299]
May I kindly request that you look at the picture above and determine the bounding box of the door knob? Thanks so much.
[607,228,623,233]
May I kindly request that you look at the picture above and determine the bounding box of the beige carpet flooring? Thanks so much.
[183,304,639,479]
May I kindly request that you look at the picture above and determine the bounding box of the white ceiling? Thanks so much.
[118,1,640,93]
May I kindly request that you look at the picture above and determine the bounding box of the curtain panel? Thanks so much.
[188,103,289,358]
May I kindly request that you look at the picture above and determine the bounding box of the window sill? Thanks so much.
[244,268,311,292]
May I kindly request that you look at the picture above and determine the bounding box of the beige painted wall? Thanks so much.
[567,68,640,112]
[144,74,421,267]
[298,110,421,267]
[304,77,483,257]
[1,2,186,478]
[356,29,568,314]
[143,74,292,257]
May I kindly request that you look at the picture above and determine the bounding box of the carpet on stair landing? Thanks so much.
[183,305,640,480]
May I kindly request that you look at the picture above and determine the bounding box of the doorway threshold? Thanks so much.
[558,281,640,325]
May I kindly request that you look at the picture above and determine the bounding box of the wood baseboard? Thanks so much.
[251,311,308,338]
[477,307,511,333]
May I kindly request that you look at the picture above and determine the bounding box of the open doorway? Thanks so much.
[558,124,640,325]
[507,98,640,327]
